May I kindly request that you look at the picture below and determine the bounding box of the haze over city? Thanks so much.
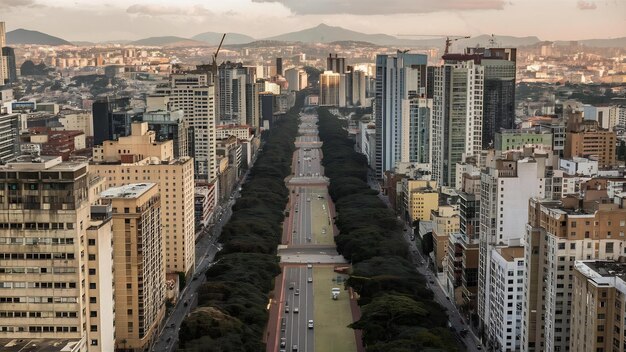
[1,0,625,42]
[0,1,626,352]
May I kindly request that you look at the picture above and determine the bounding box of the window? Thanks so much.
[91,340,98,346]
[89,283,96,289]
[88,239,96,246]
[88,269,96,275]
[88,254,96,261]
[90,325,97,332]
[558,243,565,250]
[606,242,614,253]
[90,311,97,317]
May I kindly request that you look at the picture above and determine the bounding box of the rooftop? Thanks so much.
[0,338,83,352]
[1,155,87,172]
[100,183,156,199]
[497,246,525,262]
[576,260,626,288]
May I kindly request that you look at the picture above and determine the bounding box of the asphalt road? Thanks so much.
[281,266,315,352]
[151,171,249,352]
[366,171,481,352]
[275,113,328,352]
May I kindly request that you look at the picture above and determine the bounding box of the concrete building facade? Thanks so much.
[100,184,165,352]
[91,122,196,276]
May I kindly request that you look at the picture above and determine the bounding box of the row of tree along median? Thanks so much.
[317,107,459,352]
[177,93,303,352]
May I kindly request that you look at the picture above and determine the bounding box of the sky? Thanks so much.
[0,0,625,42]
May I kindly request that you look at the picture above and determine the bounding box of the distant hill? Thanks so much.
[561,37,626,48]
[263,24,545,48]
[265,23,402,45]
[192,32,255,45]
[130,36,208,47]
[6,28,72,46]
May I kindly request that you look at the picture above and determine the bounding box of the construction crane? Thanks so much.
[444,36,471,54]
[396,34,471,54]
[210,33,226,76]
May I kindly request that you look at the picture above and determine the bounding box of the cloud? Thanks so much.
[126,4,212,17]
[577,1,597,10]
[251,0,506,15]
[0,0,41,9]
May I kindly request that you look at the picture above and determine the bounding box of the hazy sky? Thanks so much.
[1,0,624,42]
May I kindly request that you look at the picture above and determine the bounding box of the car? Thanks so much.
[280,338,286,348]
[308,320,314,329]
[285,306,289,313]
[295,289,300,296]
[289,282,295,290]
[292,345,298,351]
[293,307,299,313]
[307,263,312,269]
[476,344,482,350]
[307,277,313,283]
[307,198,311,202]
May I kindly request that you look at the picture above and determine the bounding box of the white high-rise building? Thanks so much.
[284,67,308,92]
[374,52,428,178]
[488,246,525,352]
[431,56,484,187]
[477,149,552,344]
[155,73,217,181]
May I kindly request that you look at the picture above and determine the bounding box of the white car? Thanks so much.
[307,277,313,283]
[307,264,312,269]
[293,307,299,314]
[308,320,314,329]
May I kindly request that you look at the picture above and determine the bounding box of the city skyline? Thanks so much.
[0,0,624,42]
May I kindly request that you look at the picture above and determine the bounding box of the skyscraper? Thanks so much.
[0,157,115,352]
[327,53,345,74]
[319,71,345,107]
[155,73,217,181]
[374,52,427,178]
[92,97,136,146]
[466,47,517,148]
[431,54,484,187]
[1,47,17,84]
[275,57,283,76]
[477,149,552,349]
[218,62,248,125]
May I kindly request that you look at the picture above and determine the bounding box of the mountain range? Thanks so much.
[5,24,626,48]
[6,28,72,46]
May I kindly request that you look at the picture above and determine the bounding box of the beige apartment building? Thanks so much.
[522,190,626,352]
[571,260,626,352]
[431,205,460,272]
[100,184,165,352]
[402,179,439,223]
[564,110,617,168]
[91,122,196,276]
[0,156,114,352]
